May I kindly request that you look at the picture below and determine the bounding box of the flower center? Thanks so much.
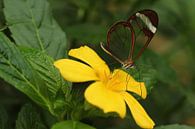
[95,69,126,92]
[103,72,126,92]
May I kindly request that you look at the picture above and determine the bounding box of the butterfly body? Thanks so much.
[122,59,134,69]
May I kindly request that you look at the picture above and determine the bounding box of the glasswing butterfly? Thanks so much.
[101,9,158,69]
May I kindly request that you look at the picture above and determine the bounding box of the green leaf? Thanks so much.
[51,120,96,129]
[20,47,70,99]
[155,124,195,129]
[0,32,57,116]
[16,104,47,129]
[20,47,72,115]
[3,0,67,59]
[0,106,10,129]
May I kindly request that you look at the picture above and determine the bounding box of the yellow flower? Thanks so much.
[54,46,155,129]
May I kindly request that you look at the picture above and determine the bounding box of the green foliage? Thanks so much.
[0,32,70,117]
[51,120,96,129]
[20,47,62,99]
[155,124,195,129]
[3,0,67,59]
[16,104,47,129]
[0,32,46,108]
[20,47,72,115]
[1,0,72,120]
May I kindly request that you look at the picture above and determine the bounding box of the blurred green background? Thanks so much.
[0,0,195,129]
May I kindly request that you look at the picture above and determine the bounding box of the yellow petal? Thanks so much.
[85,82,126,118]
[112,69,147,99]
[54,59,99,82]
[122,92,155,129]
[69,46,110,80]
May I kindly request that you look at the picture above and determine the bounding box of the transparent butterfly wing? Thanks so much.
[127,9,159,60]
[101,21,135,65]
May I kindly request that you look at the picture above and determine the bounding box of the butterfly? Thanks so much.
[101,9,159,69]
